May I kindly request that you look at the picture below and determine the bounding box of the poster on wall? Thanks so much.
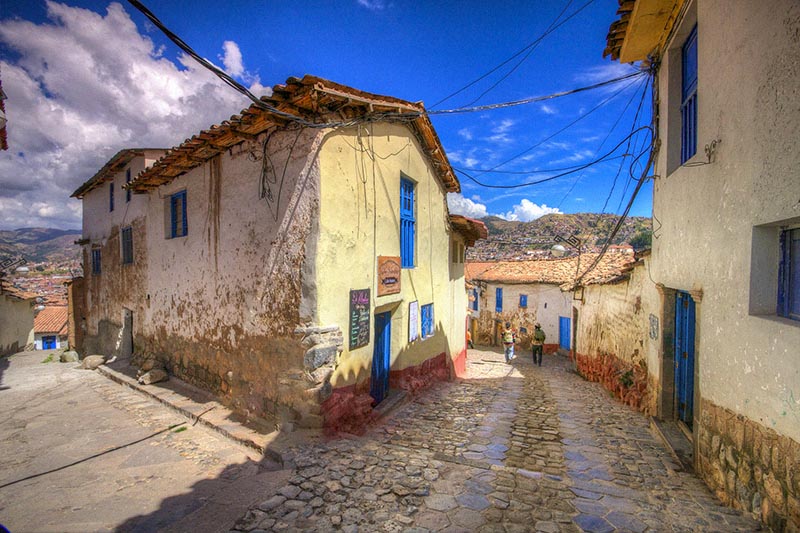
[409,300,419,342]
[349,288,370,350]
[377,256,401,296]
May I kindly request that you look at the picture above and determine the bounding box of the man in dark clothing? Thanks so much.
[532,323,546,366]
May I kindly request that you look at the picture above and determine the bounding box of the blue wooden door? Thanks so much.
[370,312,391,405]
[42,336,56,349]
[675,291,696,427]
[558,316,571,350]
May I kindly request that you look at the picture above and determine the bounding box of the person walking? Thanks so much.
[502,322,516,363]
[532,323,546,366]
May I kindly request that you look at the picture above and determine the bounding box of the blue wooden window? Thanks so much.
[170,190,187,238]
[778,228,800,321]
[91,249,101,275]
[519,294,528,308]
[400,177,415,268]
[471,288,479,311]
[121,226,133,265]
[495,287,503,312]
[109,182,115,212]
[681,25,698,164]
[125,169,131,203]
[421,303,434,338]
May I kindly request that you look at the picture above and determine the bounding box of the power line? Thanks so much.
[455,126,653,190]
[431,0,599,109]
[454,154,627,176]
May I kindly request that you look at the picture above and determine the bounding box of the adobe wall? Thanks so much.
[0,293,33,356]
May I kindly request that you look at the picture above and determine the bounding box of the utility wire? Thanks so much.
[454,154,627,175]
[431,0,598,109]
[455,126,653,189]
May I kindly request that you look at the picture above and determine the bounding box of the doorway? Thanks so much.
[370,311,391,405]
[558,316,571,351]
[674,291,696,428]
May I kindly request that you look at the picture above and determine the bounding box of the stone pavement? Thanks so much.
[0,350,285,533]
[233,347,763,532]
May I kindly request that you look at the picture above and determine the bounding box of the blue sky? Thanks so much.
[0,0,652,229]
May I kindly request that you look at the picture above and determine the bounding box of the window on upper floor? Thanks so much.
[451,241,465,264]
[778,228,800,321]
[169,190,187,238]
[519,294,528,308]
[121,226,133,265]
[109,182,115,212]
[496,287,503,312]
[681,25,698,164]
[400,177,415,268]
[91,248,101,275]
[125,169,131,203]
[421,303,434,338]
[471,288,479,311]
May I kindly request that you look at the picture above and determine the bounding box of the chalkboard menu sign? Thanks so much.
[349,289,370,349]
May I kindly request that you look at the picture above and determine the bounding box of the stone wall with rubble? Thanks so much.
[696,399,800,531]
[574,258,660,415]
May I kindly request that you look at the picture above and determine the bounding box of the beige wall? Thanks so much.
[0,294,34,356]
[476,282,571,348]
[316,123,465,388]
[652,0,800,441]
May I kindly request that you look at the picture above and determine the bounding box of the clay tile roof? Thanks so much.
[465,262,497,282]
[450,215,488,247]
[0,278,37,300]
[34,306,68,335]
[71,148,165,199]
[128,75,460,195]
[603,0,683,63]
[468,252,636,288]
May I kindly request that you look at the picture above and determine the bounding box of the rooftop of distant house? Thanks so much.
[0,278,37,301]
[34,306,68,335]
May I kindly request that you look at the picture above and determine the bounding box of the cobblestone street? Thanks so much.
[234,347,763,533]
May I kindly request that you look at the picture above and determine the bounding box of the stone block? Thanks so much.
[772,444,787,477]
[59,351,79,363]
[80,355,106,370]
[727,470,737,493]
[732,417,745,450]
[308,366,333,385]
[138,368,168,385]
[761,438,774,469]
[712,435,721,456]
[726,445,739,470]
[304,344,339,371]
[738,461,754,486]
[764,472,787,512]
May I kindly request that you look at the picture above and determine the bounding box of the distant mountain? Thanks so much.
[0,227,82,268]
[469,213,651,261]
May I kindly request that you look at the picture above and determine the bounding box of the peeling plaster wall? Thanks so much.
[652,0,800,442]
[476,282,571,349]
[575,259,661,413]
[316,123,465,391]
[0,294,33,356]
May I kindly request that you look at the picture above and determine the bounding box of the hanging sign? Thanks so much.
[349,288,371,350]
[377,256,401,296]
[409,300,419,342]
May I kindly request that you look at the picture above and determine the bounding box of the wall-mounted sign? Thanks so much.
[409,301,419,342]
[349,289,371,350]
[377,256,401,296]
[649,314,659,340]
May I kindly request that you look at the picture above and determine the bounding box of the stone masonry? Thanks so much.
[696,398,800,531]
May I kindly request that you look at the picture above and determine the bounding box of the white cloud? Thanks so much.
[498,199,562,222]
[0,1,268,229]
[492,119,515,134]
[576,62,638,84]
[220,40,244,77]
[457,128,472,141]
[539,103,557,115]
[357,0,388,10]
[447,193,488,219]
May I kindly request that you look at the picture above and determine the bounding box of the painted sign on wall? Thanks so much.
[409,300,419,342]
[349,288,371,349]
[377,256,401,296]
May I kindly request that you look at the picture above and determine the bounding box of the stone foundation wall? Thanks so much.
[696,399,800,531]
[575,351,657,415]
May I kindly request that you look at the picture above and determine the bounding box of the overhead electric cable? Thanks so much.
[455,126,652,189]
[454,154,627,175]
[431,0,599,109]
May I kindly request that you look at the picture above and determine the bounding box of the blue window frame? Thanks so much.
[121,226,133,265]
[495,287,503,312]
[91,248,101,275]
[519,294,528,308]
[681,25,698,164]
[170,190,187,238]
[109,182,115,212]
[421,303,434,338]
[471,288,479,311]
[125,169,131,203]
[778,228,800,321]
[400,177,415,268]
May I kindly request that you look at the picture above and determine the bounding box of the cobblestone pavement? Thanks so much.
[234,348,763,532]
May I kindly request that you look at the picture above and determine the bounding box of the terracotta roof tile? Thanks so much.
[467,252,636,288]
[450,215,488,247]
[34,306,68,334]
[1,278,37,300]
